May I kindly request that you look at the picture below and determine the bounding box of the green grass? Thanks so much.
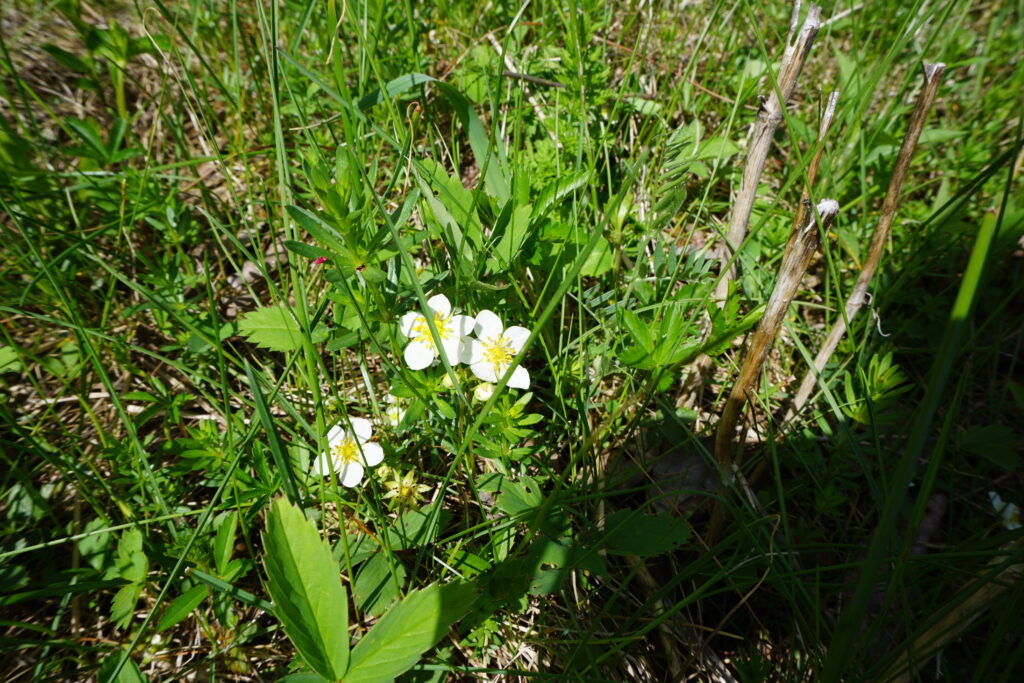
[2,0,1022,680]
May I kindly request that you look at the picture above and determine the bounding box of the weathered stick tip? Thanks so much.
[816,198,839,218]
[923,62,946,79]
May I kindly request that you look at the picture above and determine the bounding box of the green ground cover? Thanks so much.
[2,0,1022,680]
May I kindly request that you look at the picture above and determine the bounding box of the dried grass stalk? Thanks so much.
[788,62,946,419]
[715,199,839,475]
[713,1,823,301]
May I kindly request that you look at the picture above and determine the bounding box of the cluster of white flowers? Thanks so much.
[399,294,531,390]
[313,294,531,488]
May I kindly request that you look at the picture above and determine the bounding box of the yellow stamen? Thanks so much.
[411,312,452,349]
[482,335,514,374]
[331,437,359,465]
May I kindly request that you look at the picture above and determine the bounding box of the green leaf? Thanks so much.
[531,170,590,223]
[110,583,143,630]
[599,510,691,557]
[188,568,275,613]
[156,584,208,632]
[353,551,406,617]
[238,306,325,351]
[263,498,349,680]
[66,117,108,160]
[0,345,23,374]
[343,581,478,683]
[114,527,147,583]
[97,649,148,683]
[958,425,1020,470]
[287,204,348,253]
[383,505,446,551]
[494,476,543,518]
[214,512,238,577]
[244,362,299,504]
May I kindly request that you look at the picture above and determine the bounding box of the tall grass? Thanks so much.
[2,0,1022,680]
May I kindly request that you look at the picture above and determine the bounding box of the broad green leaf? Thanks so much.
[238,306,327,351]
[494,476,542,518]
[156,584,208,632]
[343,581,478,683]
[599,510,691,557]
[115,528,147,583]
[263,498,349,680]
[353,551,406,617]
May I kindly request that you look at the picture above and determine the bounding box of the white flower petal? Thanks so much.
[339,462,365,487]
[456,339,475,364]
[313,452,335,476]
[508,365,530,389]
[400,312,423,337]
[426,294,452,317]
[470,360,499,383]
[503,326,530,353]
[440,336,464,365]
[348,417,373,443]
[474,310,503,338]
[326,425,345,446]
[359,442,384,467]
[449,314,476,336]
[404,340,435,370]
[467,339,485,365]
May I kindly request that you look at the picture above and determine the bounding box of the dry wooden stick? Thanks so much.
[713,1,823,302]
[788,62,946,419]
[707,200,838,541]
[715,199,839,476]
[785,90,840,261]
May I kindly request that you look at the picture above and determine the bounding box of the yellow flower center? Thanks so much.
[411,312,452,349]
[482,335,514,373]
[331,437,359,465]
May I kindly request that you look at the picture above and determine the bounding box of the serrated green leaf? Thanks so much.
[263,498,349,680]
[110,582,142,630]
[343,581,478,683]
[237,306,321,352]
[531,170,590,223]
[156,584,208,632]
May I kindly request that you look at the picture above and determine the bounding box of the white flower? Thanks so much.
[399,295,474,370]
[467,310,529,389]
[313,417,384,487]
[473,382,495,402]
[988,491,1021,531]
[383,393,405,427]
